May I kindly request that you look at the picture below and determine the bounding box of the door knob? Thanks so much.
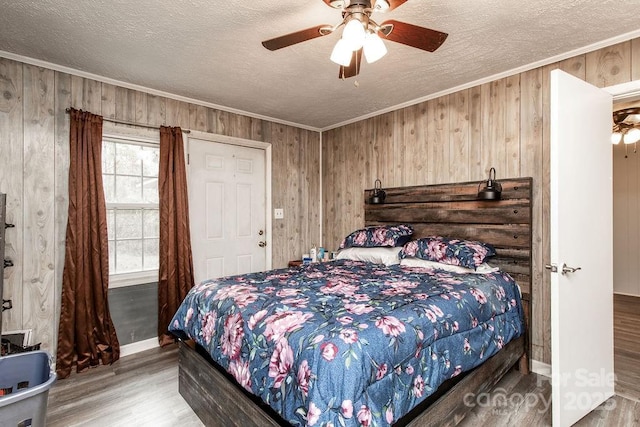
[561,263,581,275]
[258,241,266,248]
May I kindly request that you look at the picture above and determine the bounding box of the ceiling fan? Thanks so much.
[261,0,448,79]
[611,107,640,145]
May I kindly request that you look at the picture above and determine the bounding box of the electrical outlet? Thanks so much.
[274,208,284,219]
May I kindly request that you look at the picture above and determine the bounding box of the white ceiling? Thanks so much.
[0,0,639,130]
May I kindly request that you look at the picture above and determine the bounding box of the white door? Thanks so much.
[188,138,267,284]
[550,69,614,426]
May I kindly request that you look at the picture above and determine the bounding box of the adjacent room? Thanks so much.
[1,1,639,426]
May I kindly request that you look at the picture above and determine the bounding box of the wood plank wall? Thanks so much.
[0,57,320,356]
[322,38,640,365]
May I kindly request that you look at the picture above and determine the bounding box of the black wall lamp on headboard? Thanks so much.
[477,167,502,200]
[369,179,386,204]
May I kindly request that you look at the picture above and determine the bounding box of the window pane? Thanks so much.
[144,238,159,271]
[115,143,142,176]
[115,209,142,239]
[103,138,160,278]
[102,141,115,174]
[143,177,158,204]
[107,209,115,240]
[142,147,159,178]
[143,209,159,238]
[115,239,143,273]
[108,240,114,274]
[115,175,143,203]
[103,174,115,203]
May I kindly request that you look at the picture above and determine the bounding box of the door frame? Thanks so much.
[606,80,640,101]
[533,80,640,385]
[605,81,640,288]
[607,79,640,296]
[560,79,640,409]
[186,130,273,271]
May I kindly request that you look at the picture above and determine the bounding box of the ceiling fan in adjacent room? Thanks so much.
[611,107,640,145]
[261,0,448,79]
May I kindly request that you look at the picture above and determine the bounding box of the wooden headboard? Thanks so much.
[364,178,533,364]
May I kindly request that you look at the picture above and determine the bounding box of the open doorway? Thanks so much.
[612,95,640,402]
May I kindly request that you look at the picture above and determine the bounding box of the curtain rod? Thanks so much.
[64,108,191,133]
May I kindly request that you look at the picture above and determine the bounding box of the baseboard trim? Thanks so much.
[615,390,640,403]
[613,291,640,298]
[120,337,159,358]
[531,359,551,377]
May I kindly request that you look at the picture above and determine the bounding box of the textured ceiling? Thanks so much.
[0,0,639,129]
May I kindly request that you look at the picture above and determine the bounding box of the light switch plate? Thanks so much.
[274,208,284,219]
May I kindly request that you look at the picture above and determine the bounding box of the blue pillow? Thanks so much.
[399,236,496,269]
[339,224,414,249]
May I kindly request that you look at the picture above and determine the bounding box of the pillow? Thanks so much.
[399,236,496,270]
[399,257,499,274]
[335,247,402,266]
[339,224,414,249]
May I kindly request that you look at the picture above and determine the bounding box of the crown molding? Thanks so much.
[0,49,321,133]
[322,28,640,132]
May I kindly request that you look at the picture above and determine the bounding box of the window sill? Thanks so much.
[109,271,158,289]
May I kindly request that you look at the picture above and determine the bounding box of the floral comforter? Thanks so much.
[169,260,524,427]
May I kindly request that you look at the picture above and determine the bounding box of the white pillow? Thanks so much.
[335,247,402,266]
[399,257,499,274]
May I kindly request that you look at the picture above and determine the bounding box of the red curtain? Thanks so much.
[56,109,119,379]
[158,126,195,346]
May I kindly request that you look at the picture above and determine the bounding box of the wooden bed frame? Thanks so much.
[178,177,533,426]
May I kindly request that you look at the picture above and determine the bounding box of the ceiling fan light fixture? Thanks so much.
[373,0,390,11]
[612,107,640,145]
[363,31,387,63]
[330,38,353,66]
[611,132,622,145]
[342,18,366,51]
[624,128,640,144]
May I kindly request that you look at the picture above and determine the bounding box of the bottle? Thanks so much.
[309,245,317,263]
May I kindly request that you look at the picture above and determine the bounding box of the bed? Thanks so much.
[171,177,533,426]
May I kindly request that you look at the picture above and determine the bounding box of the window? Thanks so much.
[102,135,159,286]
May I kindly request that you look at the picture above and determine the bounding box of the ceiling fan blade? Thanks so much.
[262,25,332,51]
[379,20,448,52]
[339,49,363,79]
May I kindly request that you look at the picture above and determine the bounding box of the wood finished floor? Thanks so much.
[46,343,639,427]
[614,293,640,403]
[46,344,203,427]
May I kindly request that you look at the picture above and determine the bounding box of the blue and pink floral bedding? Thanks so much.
[169,259,524,427]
